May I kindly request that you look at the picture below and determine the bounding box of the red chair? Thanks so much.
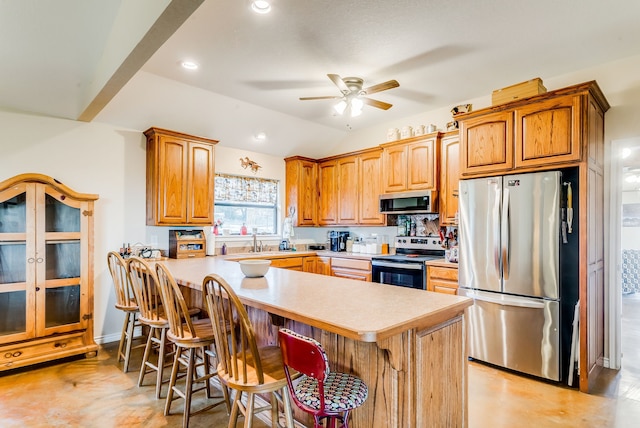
[278,328,368,428]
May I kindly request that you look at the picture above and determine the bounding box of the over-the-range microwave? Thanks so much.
[379,190,438,214]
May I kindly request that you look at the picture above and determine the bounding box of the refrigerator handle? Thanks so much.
[462,289,546,309]
[502,188,510,280]
[492,182,501,278]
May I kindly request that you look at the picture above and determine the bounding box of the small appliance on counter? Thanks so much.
[328,231,349,252]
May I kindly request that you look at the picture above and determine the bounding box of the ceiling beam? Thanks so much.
[77,0,205,122]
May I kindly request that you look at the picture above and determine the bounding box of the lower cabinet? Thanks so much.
[269,257,304,271]
[426,264,459,295]
[303,256,332,275]
[330,257,372,282]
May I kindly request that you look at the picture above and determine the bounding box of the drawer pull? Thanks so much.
[12,351,22,357]
[54,342,67,348]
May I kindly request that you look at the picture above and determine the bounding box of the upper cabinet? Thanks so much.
[286,149,384,227]
[317,159,339,225]
[439,131,460,226]
[382,135,439,193]
[145,127,217,226]
[458,84,593,177]
[284,156,318,226]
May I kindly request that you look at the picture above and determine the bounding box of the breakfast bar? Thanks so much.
[160,257,473,427]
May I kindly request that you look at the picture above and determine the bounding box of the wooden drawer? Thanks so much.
[428,266,458,281]
[330,257,371,271]
[1,332,88,370]
[433,285,458,295]
[269,257,304,269]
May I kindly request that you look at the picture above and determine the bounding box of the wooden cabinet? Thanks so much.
[0,173,98,371]
[427,264,459,295]
[284,157,318,226]
[331,257,372,282]
[459,111,514,176]
[358,149,385,225]
[317,160,338,225]
[303,256,332,275]
[145,127,217,226]
[269,257,304,271]
[440,131,460,225]
[314,149,385,226]
[382,135,439,193]
[459,92,582,177]
[515,94,581,168]
[457,81,610,393]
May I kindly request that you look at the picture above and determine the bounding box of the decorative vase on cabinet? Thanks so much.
[0,173,98,371]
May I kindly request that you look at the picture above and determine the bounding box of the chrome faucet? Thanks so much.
[252,232,259,252]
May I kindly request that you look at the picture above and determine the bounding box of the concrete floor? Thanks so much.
[0,295,638,427]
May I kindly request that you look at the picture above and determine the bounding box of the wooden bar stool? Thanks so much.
[155,263,230,428]
[278,329,368,428]
[203,273,299,428]
[128,256,183,399]
[106,251,144,373]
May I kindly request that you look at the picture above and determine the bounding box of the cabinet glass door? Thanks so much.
[0,186,35,343]
[39,192,84,334]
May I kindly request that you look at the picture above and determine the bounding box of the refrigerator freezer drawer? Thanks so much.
[460,289,560,381]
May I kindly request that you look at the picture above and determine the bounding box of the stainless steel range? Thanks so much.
[371,236,445,290]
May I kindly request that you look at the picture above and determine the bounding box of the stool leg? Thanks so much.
[138,325,155,387]
[165,347,181,416]
[229,390,243,428]
[155,328,168,399]
[270,393,278,428]
[183,348,196,428]
[281,387,295,428]
[118,312,132,369]
[245,392,255,428]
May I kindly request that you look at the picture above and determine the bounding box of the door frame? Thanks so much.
[607,137,640,370]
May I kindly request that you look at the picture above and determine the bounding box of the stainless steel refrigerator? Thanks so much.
[458,170,573,382]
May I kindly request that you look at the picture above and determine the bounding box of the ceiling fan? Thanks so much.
[300,74,400,116]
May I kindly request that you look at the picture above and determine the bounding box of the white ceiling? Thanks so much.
[2,0,640,158]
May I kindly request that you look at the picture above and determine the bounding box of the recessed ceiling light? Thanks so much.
[254,131,267,141]
[181,61,199,70]
[251,0,271,14]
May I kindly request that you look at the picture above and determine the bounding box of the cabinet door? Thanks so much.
[157,136,188,224]
[318,160,338,225]
[337,156,358,224]
[0,183,36,344]
[460,111,514,176]
[39,186,90,337]
[359,150,385,225]
[285,158,317,226]
[187,142,215,225]
[440,135,460,225]
[382,144,408,193]
[515,95,581,168]
[407,138,437,190]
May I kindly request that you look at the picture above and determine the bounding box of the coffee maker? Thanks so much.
[329,231,349,252]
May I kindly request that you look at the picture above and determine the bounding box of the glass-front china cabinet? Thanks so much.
[0,173,98,371]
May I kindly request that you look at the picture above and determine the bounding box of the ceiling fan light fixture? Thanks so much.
[251,0,271,14]
[333,100,347,115]
[350,97,364,117]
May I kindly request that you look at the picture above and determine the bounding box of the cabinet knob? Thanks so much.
[27,258,35,263]
[36,258,43,263]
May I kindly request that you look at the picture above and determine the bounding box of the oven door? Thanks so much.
[371,260,426,290]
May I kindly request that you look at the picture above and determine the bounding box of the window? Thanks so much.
[214,174,278,235]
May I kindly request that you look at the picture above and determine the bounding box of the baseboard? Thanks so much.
[95,326,145,345]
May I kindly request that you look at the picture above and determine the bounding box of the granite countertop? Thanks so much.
[159,257,472,343]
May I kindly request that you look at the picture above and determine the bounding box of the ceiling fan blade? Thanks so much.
[363,79,400,95]
[299,96,342,101]
[327,74,349,93]
[361,97,393,110]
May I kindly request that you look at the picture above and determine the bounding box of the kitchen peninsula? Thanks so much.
[160,256,473,427]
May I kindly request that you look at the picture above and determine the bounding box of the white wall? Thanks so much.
[622,190,640,250]
[4,54,640,344]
